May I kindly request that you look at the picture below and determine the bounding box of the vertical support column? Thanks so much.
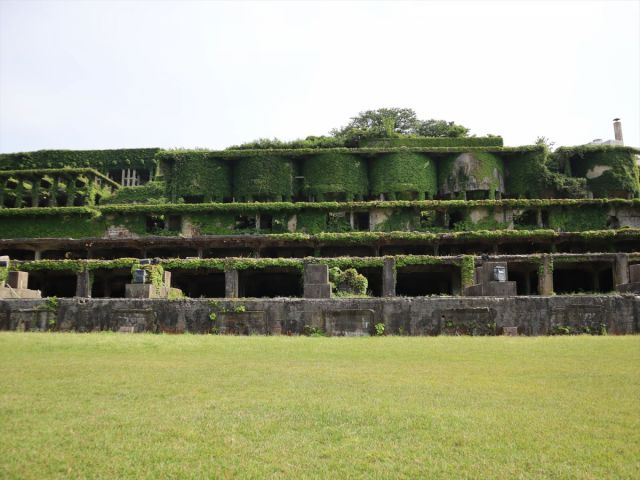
[382,257,396,297]
[34,250,42,260]
[225,269,239,298]
[197,247,204,259]
[303,264,331,298]
[614,253,629,287]
[538,254,554,296]
[75,271,92,297]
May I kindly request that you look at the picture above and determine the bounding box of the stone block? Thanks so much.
[7,271,28,290]
[629,264,640,283]
[464,284,484,296]
[503,326,518,336]
[477,262,509,284]
[484,281,517,297]
[616,282,640,294]
[0,286,42,299]
[304,283,331,299]
[125,284,168,299]
[382,258,396,297]
[304,264,329,284]
[218,310,267,335]
[163,271,172,289]
[324,309,373,336]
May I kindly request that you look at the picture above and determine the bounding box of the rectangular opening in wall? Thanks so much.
[513,209,538,228]
[205,248,254,258]
[260,214,273,231]
[167,215,182,232]
[552,263,613,294]
[396,266,456,296]
[354,212,370,231]
[145,215,165,233]
[259,247,315,258]
[508,264,539,295]
[358,267,382,297]
[28,271,77,298]
[235,215,256,231]
[466,191,489,200]
[239,269,302,298]
[91,270,130,298]
[145,247,198,259]
[319,246,375,257]
[138,170,151,184]
[182,195,204,204]
[170,270,225,298]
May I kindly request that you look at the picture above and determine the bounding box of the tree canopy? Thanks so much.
[228,107,473,150]
[331,108,470,144]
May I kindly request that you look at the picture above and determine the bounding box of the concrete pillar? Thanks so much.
[225,269,239,298]
[75,271,92,297]
[197,247,204,259]
[303,264,331,298]
[614,253,629,287]
[592,269,600,292]
[613,118,624,144]
[34,250,42,261]
[382,258,396,297]
[538,255,554,296]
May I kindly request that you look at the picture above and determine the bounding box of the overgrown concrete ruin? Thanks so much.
[1,128,639,335]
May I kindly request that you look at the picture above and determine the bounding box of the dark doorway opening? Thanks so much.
[91,270,130,298]
[239,269,302,298]
[379,245,430,256]
[90,248,142,260]
[0,249,35,260]
[396,267,455,296]
[28,271,77,297]
[553,267,600,294]
[259,247,314,258]
[205,248,254,258]
[508,267,539,295]
[170,270,225,298]
[145,247,197,259]
[319,246,375,257]
[40,249,87,260]
[359,267,382,297]
[353,212,370,231]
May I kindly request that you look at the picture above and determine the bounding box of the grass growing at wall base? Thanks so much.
[0,334,638,479]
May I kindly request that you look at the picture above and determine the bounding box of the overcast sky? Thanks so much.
[0,0,638,153]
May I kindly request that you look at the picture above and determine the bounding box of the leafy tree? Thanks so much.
[331,108,470,145]
[330,108,420,137]
[416,119,469,138]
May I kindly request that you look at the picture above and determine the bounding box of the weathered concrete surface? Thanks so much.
[0,295,637,336]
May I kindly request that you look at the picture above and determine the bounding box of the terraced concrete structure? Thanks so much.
[1,136,639,335]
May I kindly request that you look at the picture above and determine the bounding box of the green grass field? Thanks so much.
[0,333,638,479]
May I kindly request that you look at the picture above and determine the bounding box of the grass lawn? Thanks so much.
[0,333,638,479]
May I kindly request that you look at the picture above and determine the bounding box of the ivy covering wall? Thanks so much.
[370,152,437,200]
[233,155,294,201]
[554,146,640,198]
[302,153,368,201]
[360,136,503,148]
[438,152,504,198]
[100,181,167,205]
[0,149,159,173]
[157,151,232,202]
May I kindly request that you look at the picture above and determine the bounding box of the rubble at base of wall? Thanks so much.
[0,295,638,336]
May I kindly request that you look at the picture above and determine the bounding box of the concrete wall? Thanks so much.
[1,295,637,336]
